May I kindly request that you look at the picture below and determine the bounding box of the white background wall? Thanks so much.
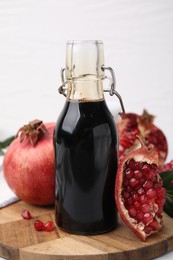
[0,1,173,259]
[1,0,173,163]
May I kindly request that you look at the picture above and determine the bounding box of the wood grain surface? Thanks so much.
[0,201,173,260]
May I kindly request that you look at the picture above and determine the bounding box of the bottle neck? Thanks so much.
[66,79,104,101]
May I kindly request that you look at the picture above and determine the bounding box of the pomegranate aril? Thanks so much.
[129,207,137,218]
[129,178,139,187]
[125,168,133,179]
[141,204,150,213]
[139,177,146,185]
[132,193,140,201]
[137,188,145,196]
[136,212,143,221]
[149,219,160,230]
[154,181,163,188]
[44,221,54,232]
[156,188,166,198]
[151,163,157,170]
[126,185,132,193]
[147,171,156,181]
[143,180,153,190]
[127,159,136,169]
[123,179,129,187]
[146,188,156,198]
[134,170,142,179]
[141,165,150,174]
[144,226,153,234]
[34,220,45,231]
[156,205,164,214]
[123,192,130,199]
[134,162,144,171]
[21,210,32,220]
[143,212,153,224]
[155,198,165,207]
[133,201,141,209]
[140,194,149,204]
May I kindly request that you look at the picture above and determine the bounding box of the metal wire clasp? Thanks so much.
[101,66,125,114]
[58,68,67,97]
[58,66,125,113]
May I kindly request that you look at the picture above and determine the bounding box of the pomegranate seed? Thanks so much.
[123,179,129,187]
[133,201,141,209]
[151,163,157,170]
[143,212,153,224]
[139,177,146,184]
[21,210,32,220]
[126,185,132,193]
[147,171,156,181]
[125,168,133,179]
[154,180,163,188]
[143,180,153,190]
[136,212,143,221]
[141,204,150,213]
[44,221,54,232]
[156,188,166,198]
[141,165,150,174]
[34,220,45,231]
[144,226,153,234]
[134,162,144,171]
[123,192,130,199]
[129,178,139,187]
[134,170,142,179]
[140,195,149,204]
[156,206,164,214]
[149,219,159,230]
[127,197,133,205]
[134,184,142,191]
[129,207,137,218]
[127,159,136,169]
[137,188,145,196]
[132,193,140,201]
[146,188,156,199]
[155,198,165,207]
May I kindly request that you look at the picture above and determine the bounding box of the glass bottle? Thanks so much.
[54,40,125,235]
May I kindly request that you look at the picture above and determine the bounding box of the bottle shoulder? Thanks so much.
[54,100,117,136]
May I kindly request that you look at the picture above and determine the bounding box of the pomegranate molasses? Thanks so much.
[54,99,118,234]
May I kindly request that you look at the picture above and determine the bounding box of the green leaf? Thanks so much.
[0,136,15,149]
[160,171,173,190]
[0,149,4,155]
[164,196,173,218]
[0,135,15,156]
[160,171,173,218]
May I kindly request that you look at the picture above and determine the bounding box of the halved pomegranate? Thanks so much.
[117,110,168,167]
[115,135,166,241]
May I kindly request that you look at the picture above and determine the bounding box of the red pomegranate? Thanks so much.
[3,120,55,206]
[159,160,173,173]
[115,135,165,241]
[117,109,168,167]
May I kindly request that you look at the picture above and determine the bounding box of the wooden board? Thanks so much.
[0,201,173,260]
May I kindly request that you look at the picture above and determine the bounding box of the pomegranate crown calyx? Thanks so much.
[138,109,155,128]
[135,135,159,164]
[16,119,48,146]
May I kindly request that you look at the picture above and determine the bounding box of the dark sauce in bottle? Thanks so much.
[54,99,118,235]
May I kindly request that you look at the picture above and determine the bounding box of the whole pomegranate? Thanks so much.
[159,160,173,173]
[117,109,168,166]
[115,135,166,241]
[3,120,55,206]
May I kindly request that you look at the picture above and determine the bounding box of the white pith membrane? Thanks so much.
[120,154,164,239]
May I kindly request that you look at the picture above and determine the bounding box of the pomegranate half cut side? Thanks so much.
[115,135,166,241]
